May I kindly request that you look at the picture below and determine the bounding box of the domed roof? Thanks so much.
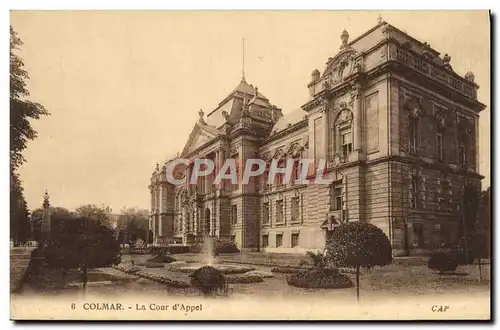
[271,108,307,133]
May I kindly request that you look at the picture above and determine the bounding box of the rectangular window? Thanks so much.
[410,175,418,209]
[409,120,418,153]
[341,130,353,157]
[436,133,443,160]
[412,223,424,248]
[459,145,466,166]
[330,183,343,211]
[276,200,284,223]
[276,234,283,247]
[262,235,269,248]
[291,197,300,222]
[262,202,269,224]
[291,233,299,247]
[231,205,237,224]
[291,160,300,184]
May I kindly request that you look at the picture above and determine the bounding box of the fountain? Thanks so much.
[167,236,254,274]
[203,235,215,266]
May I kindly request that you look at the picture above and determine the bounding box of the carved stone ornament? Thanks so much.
[287,142,304,158]
[328,153,347,167]
[273,148,285,160]
[337,109,353,123]
[261,151,272,163]
[221,110,230,121]
[404,96,423,119]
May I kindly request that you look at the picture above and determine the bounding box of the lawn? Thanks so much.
[20,252,490,304]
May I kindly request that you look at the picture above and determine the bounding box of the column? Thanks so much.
[323,106,330,160]
[158,185,163,236]
[353,88,362,152]
[187,163,192,194]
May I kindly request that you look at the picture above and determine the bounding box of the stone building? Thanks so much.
[149,20,485,255]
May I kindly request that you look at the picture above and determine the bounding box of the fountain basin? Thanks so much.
[168,262,255,275]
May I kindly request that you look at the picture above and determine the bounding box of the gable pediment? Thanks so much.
[181,123,218,156]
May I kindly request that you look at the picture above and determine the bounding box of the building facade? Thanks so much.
[149,21,485,255]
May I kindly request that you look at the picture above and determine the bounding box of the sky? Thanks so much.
[10,11,490,213]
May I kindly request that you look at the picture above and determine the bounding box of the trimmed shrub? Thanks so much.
[326,222,392,301]
[287,268,353,289]
[427,252,458,274]
[226,275,264,284]
[190,266,226,294]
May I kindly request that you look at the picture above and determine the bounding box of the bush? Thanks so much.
[427,252,458,274]
[189,238,240,254]
[215,239,240,254]
[189,242,204,253]
[190,266,226,294]
[287,268,353,289]
[147,254,176,264]
[226,275,264,284]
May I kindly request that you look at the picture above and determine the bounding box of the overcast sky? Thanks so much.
[11,11,490,213]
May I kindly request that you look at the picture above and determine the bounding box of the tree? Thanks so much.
[75,204,111,228]
[458,184,481,260]
[10,26,49,171]
[117,207,149,245]
[42,216,121,290]
[31,206,73,241]
[326,222,392,302]
[10,171,30,245]
[458,230,489,282]
[10,26,49,244]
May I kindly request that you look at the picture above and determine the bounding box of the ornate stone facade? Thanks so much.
[149,21,485,255]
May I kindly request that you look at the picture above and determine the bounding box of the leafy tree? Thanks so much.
[10,26,49,171]
[326,222,392,301]
[75,204,111,228]
[42,216,121,290]
[458,184,480,257]
[458,230,489,282]
[117,207,149,244]
[10,171,30,244]
[10,26,49,244]
[31,206,73,241]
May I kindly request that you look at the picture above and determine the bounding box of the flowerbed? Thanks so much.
[113,265,190,288]
[286,268,353,289]
[245,270,274,278]
[271,266,303,274]
[226,275,264,284]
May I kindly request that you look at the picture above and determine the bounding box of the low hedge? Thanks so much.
[286,268,353,289]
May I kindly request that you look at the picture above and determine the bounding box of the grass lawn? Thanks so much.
[20,252,490,304]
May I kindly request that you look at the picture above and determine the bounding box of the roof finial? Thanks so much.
[241,38,246,82]
[340,29,349,49]
[377,15,383,24]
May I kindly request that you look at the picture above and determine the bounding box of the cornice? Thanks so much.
[261,119,308,145]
